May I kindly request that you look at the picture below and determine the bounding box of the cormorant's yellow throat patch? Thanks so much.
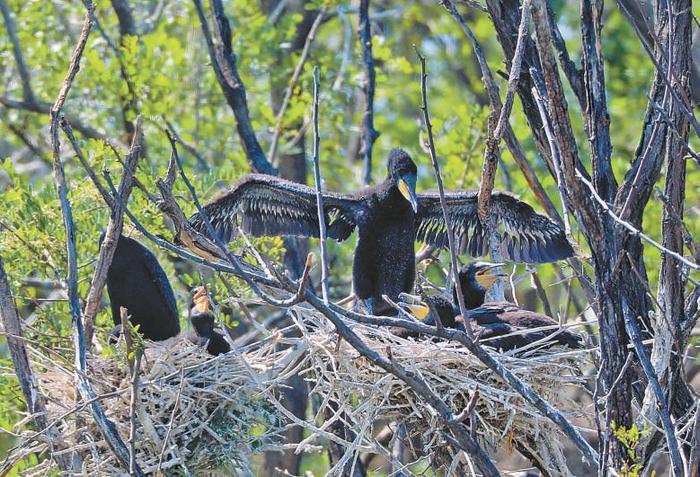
[475,263,506,289]
[405,302,430,320]
[193,288,210,314]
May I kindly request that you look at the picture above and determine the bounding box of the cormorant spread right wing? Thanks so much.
[189,174,366,243]
[415,190,573,263]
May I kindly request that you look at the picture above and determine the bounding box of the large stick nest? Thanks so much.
[284,304,591,476]
[12,334,299,476]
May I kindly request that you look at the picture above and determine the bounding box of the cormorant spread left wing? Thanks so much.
[415,190,573,263]
[189,174,366,243]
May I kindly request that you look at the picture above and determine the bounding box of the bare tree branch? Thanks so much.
[622,298,684,477]
[81,116,144,346]
[311,66,330,303]
[0,255,78,472]
[580,0,616,201]
[414,45,474,340]
[48,3,142,473]
[0,0,34,103]
[0,97,107,141]
[267,8,326,164]
[476,0,530,300]
[359,0,379,185]
[192,0,276,175]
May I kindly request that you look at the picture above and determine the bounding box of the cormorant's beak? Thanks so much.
[474,262,507,289]
[398,174,418,213]
[193,287,210,314]
[398,292,430,320]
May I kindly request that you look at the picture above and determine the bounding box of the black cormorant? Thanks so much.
[188,287,230,356]
[189,149,572,315]
[397,262,582,350]
[105,234,180,341]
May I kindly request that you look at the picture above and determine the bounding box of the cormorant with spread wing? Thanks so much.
[189,149,572,315]
[397,262,582,350]
[105,234,180,341]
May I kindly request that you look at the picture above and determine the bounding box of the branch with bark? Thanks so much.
[193,0,276,175]
[358,0,379,185]
[47,2,143,473]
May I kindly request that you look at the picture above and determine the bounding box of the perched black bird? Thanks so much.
[189,149,572,315]
[396,262,582,350]
[453,261,508,309]
[104,234,180,341]
[188,287,230,356]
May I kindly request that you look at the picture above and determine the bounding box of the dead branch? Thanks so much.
[48,2,142,472]
[358,0,380,185]
[192,0,276,175]
[476,0,530,300]
[311,66,330,302]
[622,298,684,476]
[0,255,78,472]
[414,45,474,340]
[268,8,326,163]
[81,116,144,346]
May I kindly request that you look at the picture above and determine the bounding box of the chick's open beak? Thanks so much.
[193,288,210,314]
[398,292,430,320]
[398,174,418,213]
[475,262,507,289]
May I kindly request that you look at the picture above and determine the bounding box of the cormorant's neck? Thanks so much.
[192,317,213,338]
[453,281,486,310]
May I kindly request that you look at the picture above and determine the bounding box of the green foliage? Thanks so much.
[610,421,654,477]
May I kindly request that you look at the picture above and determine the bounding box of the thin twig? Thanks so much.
[48,3,143,472]
[529,268,554,320]
[311,66,330,303]
[531,76,573,239]
[267,8,327,164]
[575,167,698,271]
[164,117,209,170]
[622,298,684,476]
[0,255,78,472]
[120,307,141,476]
[0,0,34,103]
[451,387,480,424]
[81,116,143,346]
[358,0,379,185]
[413,45,474,340]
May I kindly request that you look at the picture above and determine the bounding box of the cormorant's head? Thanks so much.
[453,261,507,309]
[387,148,418,212]
[399,293,458,328]
[189,287,214,338]
[398,292,431,320]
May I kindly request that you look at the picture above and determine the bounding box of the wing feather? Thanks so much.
[416,190,573,263]
[189,174,364,243]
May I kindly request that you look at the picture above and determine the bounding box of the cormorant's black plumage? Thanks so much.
[452,262,583,350]
[104,234,180,341]
[395,263,582,350]
[189,149,573,313]
[415,191,573,263]
[188,287,230,356]
[191,149,418,315]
